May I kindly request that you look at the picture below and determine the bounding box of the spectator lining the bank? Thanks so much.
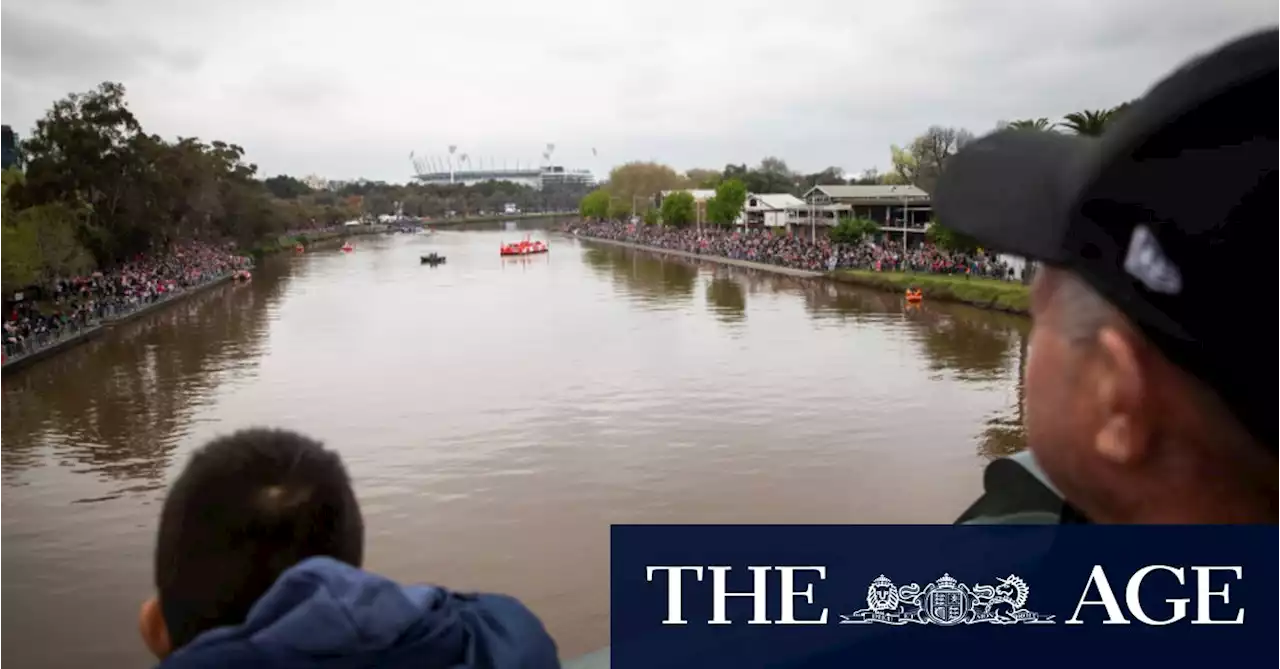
[139,428,560,669]
[565,220,1013,278]
[3,242,249,361]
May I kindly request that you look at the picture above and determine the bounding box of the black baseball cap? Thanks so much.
[934,28,1277,451]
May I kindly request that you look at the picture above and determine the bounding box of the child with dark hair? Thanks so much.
[139,428,561,668]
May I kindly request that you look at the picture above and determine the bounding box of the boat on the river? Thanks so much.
[341,242,355,252]
[500,237,548,256]
[294,244,305,253]
[420,252,446,266]
[233,270,252,282]
[905,287,923,303]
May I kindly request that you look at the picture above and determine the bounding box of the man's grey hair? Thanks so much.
[1050,270,1268,465]
[1051,270,1125,346]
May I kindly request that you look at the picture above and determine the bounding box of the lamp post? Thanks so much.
[808,191,817,243]
[902,193,909,250]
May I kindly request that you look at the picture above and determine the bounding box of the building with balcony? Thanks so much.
[798,184,933,240]
[744,193,806,227]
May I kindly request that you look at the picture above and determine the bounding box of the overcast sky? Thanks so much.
[3,0,1276,183]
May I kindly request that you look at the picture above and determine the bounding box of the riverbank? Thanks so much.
[572,233,1029,314]
[430,211,575,226]
[573,236,823,278]
[1,273,237,375]
[828,270,1029,314]
[250,226,388,257]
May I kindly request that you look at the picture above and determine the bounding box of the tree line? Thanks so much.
[888,102,1134,250]
[3,79,1132,290]
[2,82,589,290]
[578,101,1132,250]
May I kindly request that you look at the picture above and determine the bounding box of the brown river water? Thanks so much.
[1,224,1028,668]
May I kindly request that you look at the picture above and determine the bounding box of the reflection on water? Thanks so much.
[581,246,698,306]
[2,262,293,669]
[705,274,747,323]
[977,334,1029,460]
[579,242,1030,461]
[2,265,292,496]
[4,233,1028,669]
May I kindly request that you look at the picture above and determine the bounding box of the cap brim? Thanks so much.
[934,129,1099,262]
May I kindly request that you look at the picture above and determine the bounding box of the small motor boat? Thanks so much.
[233,270,252,282]
[341,242,355,252]
[294,244,305,253]
[905,287,923,303]
[420,253,447,265]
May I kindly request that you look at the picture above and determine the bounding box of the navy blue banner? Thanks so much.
[611,525,1276,669]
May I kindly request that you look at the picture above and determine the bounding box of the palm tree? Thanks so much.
[1060,109,1113,136]
[1006,117,1056,131]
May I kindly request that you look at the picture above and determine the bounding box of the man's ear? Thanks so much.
[139,596,172,659]
[1091,326,1150,465]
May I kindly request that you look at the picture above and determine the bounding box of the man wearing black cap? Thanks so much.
[950,28,1276,524]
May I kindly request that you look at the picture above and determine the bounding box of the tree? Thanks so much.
[851,168,882,185]
[684,168,722,189]
[721,157,795,194]
[606,162,687,203]
[4,162,94,288]
[608,196,632,221]
[755,156,796,193]
[889,126,974,194]
[660,191,695,227]
[21,203,96,280]
[579,189,610,219]
[910,126,974,194]
[889,144,920,186]
[263,175,314,199]
[2,166,22,196]
[642,208,659,225]
[1005,118,1056,131]
[830,217,880,244]
[706,178,747,226]
[1060,110,1113,136]
[927,219,980,253]
[796,167,847,192]
[13,82,148,263]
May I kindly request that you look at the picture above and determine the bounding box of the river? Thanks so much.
[1,225,1028,668]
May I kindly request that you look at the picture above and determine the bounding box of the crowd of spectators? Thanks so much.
[3,242,251,363]
[565,220,1016,278]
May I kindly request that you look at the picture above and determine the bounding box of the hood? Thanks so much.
[159,557,560,669]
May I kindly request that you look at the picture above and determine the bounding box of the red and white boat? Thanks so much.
[341,242,355,252]
[500,237,549,256]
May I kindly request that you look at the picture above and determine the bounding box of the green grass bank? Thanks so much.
[828,269,1030,314]
[248,227,386,257]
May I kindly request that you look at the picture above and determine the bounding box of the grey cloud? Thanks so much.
[2,0,1276,183]
[235,71,344,111]
[0,7,202,82]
